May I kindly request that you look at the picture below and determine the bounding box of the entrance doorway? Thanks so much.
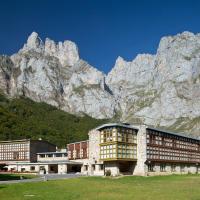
[118,161,135,175]
[48,164,58,173]
[67,164,81,173]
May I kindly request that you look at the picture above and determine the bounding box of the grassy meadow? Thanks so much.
[0,175,200,200]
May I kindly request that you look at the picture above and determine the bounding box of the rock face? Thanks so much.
[106,31,200,135]
[2,32,115,118]
[0,31,199,135]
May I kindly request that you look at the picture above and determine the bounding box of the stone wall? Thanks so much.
[133,125,148,176]
[88,129,104,175]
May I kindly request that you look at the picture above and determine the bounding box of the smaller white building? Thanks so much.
[5,150,82,174]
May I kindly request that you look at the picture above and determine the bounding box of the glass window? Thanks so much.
[148,164,154,172]
[160,164,166,172]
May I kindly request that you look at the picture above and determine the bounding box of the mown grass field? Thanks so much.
[0,175,200,200]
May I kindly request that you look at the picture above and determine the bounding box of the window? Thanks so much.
[84,165,88,171]
[21,168,25,172]
[160,164,166,172]
[148,164,154,172]
[56,153,62,157]
[40,166,45,170]
[30,166,35,171]
[180,165,185,172]
[92,165,95,171]
[171,164,176,172]
[13,152,19,160]
[100,164,104,170]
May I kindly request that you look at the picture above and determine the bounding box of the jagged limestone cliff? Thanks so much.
[0,31,199,135]
[1,32,115,118]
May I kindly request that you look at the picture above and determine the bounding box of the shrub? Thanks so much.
[105,169,111,176]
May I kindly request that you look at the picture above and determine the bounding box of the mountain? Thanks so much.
[0,32,115,119]
[106,32,200,136]
[0,31,199,136]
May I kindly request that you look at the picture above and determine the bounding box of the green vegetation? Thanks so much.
[133,89,158,110]
[73,84,101,96]
[0,173,37,181]
[0,93,108,147]
[0,175,200,199]
[165,116,200,135]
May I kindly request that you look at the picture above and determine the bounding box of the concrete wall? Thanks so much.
[7,164,40,173]
[104,161,119,176]
[58,164,67,174]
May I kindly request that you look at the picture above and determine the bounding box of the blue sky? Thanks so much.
[0,0,200,73]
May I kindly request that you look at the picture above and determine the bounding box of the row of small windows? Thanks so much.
[0,143,29,151]
[0,152,29,160]
[147,132,200,151]
[148,164,200,172]
[100,144,137,160]
[100,128,137,144]
[147,146,200,162]
[68,149,89,159]
[39,153,67,158]
[102,127,136,134]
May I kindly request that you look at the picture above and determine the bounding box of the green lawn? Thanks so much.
[0,175,200,200]
[0,174,37,181]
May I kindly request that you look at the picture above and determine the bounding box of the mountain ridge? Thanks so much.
[0,31,199,136]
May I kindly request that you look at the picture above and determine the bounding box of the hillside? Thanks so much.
[0,93,108,147]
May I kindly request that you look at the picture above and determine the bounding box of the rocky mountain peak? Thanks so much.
[24,31,43,51]
[44,38,79,66]
[20,32,79,67]
[157,31,198,54]
[0,31,199,136]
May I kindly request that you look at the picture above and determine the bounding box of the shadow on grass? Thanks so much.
[0,174,34,181]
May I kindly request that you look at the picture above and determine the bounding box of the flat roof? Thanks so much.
[0,139,56,146]
[0,139,30,143]
[147,127,200,141]
[67,140,89,145]
[8,160,83,165]
[37,152,67,155]
[95,123,199,142]
[96,123,139,131]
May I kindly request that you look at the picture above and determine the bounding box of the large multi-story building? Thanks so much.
[67,123,200,176]
[0,139,57,172]
[0,139,56,164]
[1,123,200,176]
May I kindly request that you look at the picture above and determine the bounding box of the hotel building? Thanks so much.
[67,123,200,176]
[0,123,200,176]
